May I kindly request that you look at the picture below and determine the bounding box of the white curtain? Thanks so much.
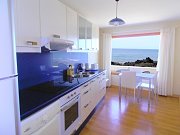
[157,27,175,96]
[102,33,112,86]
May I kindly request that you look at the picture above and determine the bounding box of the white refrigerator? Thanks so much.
[0,0,21,135]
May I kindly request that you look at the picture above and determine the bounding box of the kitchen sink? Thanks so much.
[74,71,95,78]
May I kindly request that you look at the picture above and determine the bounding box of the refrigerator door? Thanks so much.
[0,77,21,135]
[0,0,17,79]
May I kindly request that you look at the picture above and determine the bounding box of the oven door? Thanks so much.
[60,95,80,135]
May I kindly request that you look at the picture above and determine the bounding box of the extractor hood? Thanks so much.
[41,35,74,52]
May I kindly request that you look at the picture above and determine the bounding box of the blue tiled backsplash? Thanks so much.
[17,51,88,90]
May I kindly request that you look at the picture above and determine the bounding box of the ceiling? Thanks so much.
[59,0,180,28]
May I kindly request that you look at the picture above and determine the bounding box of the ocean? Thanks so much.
[112,49,158,63]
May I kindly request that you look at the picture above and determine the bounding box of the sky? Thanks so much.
[112,35,160,49]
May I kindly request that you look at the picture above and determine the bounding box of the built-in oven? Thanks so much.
[60,88,81,135]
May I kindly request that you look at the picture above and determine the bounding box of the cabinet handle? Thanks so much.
[91,80,95,83]
[27,41,38,45]
[84,103,89,108]
[84,84,88,88]
[24,127,31,133]
[83,90,89,95]
[53,34,60,38]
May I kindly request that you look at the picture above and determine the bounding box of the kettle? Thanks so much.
[85,63,90,70]
[77,64,83,73]
[91,63,98,70]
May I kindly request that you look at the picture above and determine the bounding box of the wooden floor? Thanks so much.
[80,86,180,135]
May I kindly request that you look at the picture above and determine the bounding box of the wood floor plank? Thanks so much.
[80,86,180,135]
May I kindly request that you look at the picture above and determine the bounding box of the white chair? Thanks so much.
[116,67,130,73]
[119,71,140,100]
[137,71,158,104]
[130,67,143,73]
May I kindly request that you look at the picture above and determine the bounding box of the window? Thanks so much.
[111,32,160,67]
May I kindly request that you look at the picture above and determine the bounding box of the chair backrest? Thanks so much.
[121,71,136,89]
[116,67,130,73]
[130,67,142,73]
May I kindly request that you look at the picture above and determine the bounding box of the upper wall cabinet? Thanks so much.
[78,16,98,51]
[78,16,86,50]
[86,21,92,50]
[15,0,41,53]
[40,0,66,41]
[92,24,99,50]
[66,7,78,49]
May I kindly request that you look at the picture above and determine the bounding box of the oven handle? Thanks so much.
[60,95,80,112]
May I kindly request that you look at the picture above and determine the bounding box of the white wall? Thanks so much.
[88,51,99,65]
[99,20,180,95]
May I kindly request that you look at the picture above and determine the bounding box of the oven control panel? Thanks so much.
[59,87,80,107]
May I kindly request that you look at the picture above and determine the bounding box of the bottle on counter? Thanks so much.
[67,65,74,83]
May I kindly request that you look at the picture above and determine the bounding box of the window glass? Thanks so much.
[111,35,160,67]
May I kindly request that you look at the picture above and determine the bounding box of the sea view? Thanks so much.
[112,49,158,64]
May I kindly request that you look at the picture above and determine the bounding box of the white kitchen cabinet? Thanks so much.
[99,72,107,100]
[90,78,99,109]
[78,16,93,51]
[92,24,99,50]
[78,16,86,50]
[80,71,107,124]
[15,0,41,53]
[94,71,107,104]
[21,100,61,135]
[86,21,92,50]
[80,82,93,123]
[66,7,78,49]
[40,0,66,41]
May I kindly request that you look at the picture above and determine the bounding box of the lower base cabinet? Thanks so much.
[21,100,61,135]
[21,71,106,135]
[80,71,107,125]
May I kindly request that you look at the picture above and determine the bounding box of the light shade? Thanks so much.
[109,0,125,26]
[109,17,125,26]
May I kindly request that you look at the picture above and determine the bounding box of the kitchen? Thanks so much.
[3,0,180,135]
[1,0,105,135]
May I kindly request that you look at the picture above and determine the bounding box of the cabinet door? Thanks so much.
[40,0,66,39]
[78,16,86,50]
[90,78,98,109]
[86,21,92,50]
[92,24,99,50]
[66,7,78,49]
[15,0,41,52]
[33,115,60,135]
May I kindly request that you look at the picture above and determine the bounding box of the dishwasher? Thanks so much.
[21,100,61,135]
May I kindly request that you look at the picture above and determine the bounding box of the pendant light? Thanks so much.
[109,0,125,26]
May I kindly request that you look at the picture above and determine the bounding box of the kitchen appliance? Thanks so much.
[85,63,90,70]
[91,63,99,70]
[0,0,21,135]
[41,35,74,51]
[77,63,83,73]
[59,88,81,135]
[21,100,60,135]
